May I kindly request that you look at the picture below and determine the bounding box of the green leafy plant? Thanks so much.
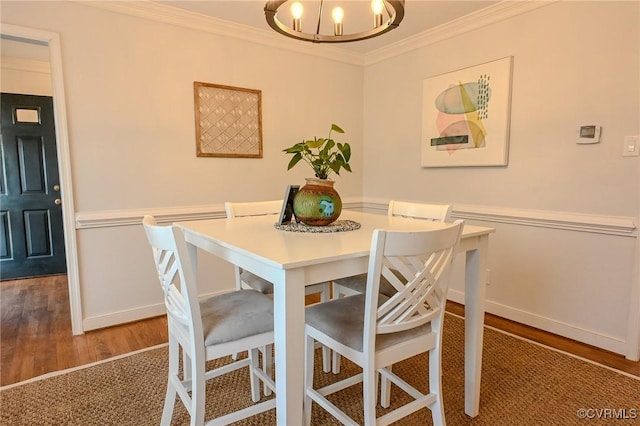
[283,123,352,180]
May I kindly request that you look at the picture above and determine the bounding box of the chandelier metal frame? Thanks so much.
[264,0,405,44]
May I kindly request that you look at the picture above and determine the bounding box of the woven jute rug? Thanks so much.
[1,314,638,425]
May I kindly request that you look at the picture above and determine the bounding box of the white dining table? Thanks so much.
[176,210,494,425]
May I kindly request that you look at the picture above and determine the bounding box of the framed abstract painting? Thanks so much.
[421,57,513,167]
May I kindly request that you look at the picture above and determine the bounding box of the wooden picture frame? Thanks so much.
[194,82,263,158]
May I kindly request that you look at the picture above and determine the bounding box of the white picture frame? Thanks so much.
[421,57,513,167]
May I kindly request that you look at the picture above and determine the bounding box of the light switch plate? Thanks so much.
[623,136,640,157]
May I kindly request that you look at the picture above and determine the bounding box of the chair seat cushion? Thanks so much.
[200,290,274,345]
[305,294,430,352]
[240,270,274,294]
[333,270,403,298]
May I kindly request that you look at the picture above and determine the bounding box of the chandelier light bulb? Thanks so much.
[332,6,344,36]
[291,1,303,31]
[371,0,384,27]
[331,7,344,24]
[290,2,303,19]
[371,0,384,15]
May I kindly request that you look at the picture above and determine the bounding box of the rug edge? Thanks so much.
[445,312,639,381]
[0,342,169,391]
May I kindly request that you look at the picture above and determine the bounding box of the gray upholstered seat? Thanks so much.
[306,294,431,352]
[201,289,273,345]
[239,269,275,294]
[330,269,404,299]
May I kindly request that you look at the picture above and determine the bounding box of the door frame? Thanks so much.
[2,24,83,335]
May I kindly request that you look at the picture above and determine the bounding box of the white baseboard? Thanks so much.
[447,289,628,356]
[82,291,222,331]
[82,303,166,331]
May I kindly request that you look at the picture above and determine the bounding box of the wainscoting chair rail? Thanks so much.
[76,201,637,237]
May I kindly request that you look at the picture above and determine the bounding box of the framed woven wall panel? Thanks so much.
[194,82,263,158]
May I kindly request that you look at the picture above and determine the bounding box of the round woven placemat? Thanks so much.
[274,219,361,233]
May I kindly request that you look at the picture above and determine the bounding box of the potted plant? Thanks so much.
[283,124,352,225]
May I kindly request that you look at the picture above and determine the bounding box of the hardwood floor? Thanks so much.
[1,276,638,387]
[1,275,167,386]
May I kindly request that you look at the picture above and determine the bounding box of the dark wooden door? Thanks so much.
[0,93,66,280]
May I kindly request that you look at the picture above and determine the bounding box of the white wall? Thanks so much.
[363,1,638,215]
[363,1,639,355]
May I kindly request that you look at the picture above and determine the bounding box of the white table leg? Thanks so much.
[464,235,488,417]
[272,269,306,426]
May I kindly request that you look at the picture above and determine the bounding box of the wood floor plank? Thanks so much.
[1,276,168,386]
[1,276,637,387]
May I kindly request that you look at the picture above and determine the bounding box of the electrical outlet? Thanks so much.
[623,135,639,157]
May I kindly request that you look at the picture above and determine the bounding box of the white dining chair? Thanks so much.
[142,216,276,425]
[332,200,452,299]
[330,200,452,373]
[225,200,334,372]
[225,200,289,294]
[225,200,333,300]
[304,221,464,426]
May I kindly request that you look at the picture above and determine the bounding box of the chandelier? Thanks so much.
[264,0,405,44]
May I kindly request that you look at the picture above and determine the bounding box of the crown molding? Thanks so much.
[0,56,50,73]
[70,0,364,66]
[72,1,557,68]
[364,0,558,66]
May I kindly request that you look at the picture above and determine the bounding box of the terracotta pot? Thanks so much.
[293,177,342,226]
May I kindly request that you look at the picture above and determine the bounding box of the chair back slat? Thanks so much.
[142,216,201,331]
[365,221,464,338]
[388,200,452,222]
[378,256,439,332]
